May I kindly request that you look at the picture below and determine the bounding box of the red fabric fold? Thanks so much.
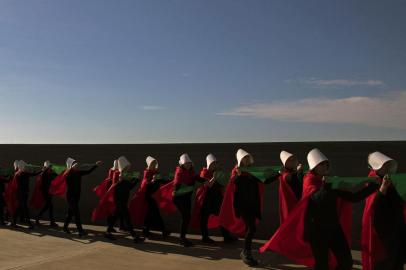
[4,174,18,216]
[153,181,177,215]
[278,171,299,224]
[129,169,152,226]
[93,169,116,198]
[49,171,68,198]
[361,170,388,270]
[219,167,264,236]
[29,176,45,209]
[91,184,116,222]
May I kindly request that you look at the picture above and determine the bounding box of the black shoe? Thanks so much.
[50,222,59,228]
[10,222,19,228]
[223,235,238,244]
[240,251,258,267]
[107,227,117,233]
[133,235,145,243]
[78,230,88,237]
[35,218,40,226]
[162,230,171,239]
[104,233,116,240]
[119,226,128,232]
[28,223,35,230]
[202,237,216,244]
[142,228,151,238]
[180,238,193,247]
[63,227,72,234]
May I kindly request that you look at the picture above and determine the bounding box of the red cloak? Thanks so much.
[152,182,177,215]
[29,175,45,209]
[278,171,299,224]
[49,170,68,198]
[4,174,18,215]
[260,171,352,269]
[190,168,220,229]
[91,184,116,222]
[93,169,116,198]
[129,169,155,227]
[361,170,392,270]
[219,166,264,236]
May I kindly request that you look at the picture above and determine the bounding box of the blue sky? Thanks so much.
[0,0,405,143]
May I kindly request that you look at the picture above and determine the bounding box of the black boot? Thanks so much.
[180,237,193,247]
[63,225,72,234]
[162,230,171,239]
[78,230,88,237]
[50,221,59,228]
[240,250,258,267]
[104,232,116,240]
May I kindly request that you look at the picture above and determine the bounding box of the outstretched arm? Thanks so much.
[334,182,379,202]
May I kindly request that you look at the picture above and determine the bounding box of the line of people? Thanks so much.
[0,149,405,269]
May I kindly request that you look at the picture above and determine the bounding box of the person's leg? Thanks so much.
[36,193,50,224]
[20,195,33,228]
[173,194,193,247]
[64,199,74,233]
[309,231,329,270]
[329,227,353,270]
[70,200,85,235]
[105,213,117,240]
[200,210,211,241]
[240,214,258,266]
[120,204,144,243]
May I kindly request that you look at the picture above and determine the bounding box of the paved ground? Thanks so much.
[0,222,372,270]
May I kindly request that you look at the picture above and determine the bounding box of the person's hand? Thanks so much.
[322,176,328,182]
[172,191,175,197]
[379,175,391,194]
[236,168,241,176]
[96,161,103,166]
[297,164,303,172]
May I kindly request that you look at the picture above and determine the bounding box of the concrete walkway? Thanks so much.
[0,222,369,270]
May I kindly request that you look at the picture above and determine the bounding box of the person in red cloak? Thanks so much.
[131,156,170,239]
[260,148,378,270]
[11,160,43,229]
[104,156,144,243]
[191,153,237,244]
[219,149,280,267]
[362,152,406,270]
[31,161,59,227]
[278,150,304,224]
[172,153,205,247]
[61,157,101,237]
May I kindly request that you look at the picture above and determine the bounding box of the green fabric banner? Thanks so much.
[390,173,406,201]
[326,176,375,190]
[173,184,195,197]
[50,164,67,175]
[121,171,140,180]
[240,166,280,182]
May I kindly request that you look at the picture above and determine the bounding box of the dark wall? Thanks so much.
[1,141,405,244]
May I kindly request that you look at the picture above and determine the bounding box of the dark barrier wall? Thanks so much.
[1,141,405,245]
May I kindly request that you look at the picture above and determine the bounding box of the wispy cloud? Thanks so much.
[138,105,166,111]
[218,91,406,129]
[287,78,385,87]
